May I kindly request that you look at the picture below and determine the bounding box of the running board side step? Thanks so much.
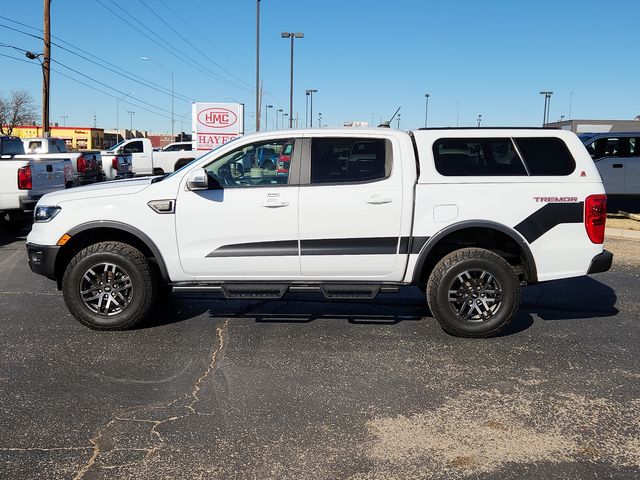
[221,284,289,299]
[319,284,381,299]
[172,283,399,299]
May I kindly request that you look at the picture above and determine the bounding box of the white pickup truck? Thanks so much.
[104,138,196,176]
[23,137,103,186]
[0,136,66,223]
[26,128,612,337]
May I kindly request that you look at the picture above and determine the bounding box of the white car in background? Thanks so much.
[580,132,640,200]
[105,138,196,176]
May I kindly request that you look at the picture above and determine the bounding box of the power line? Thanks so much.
[137,0,253,89]
[0,17,194,103]
[156,0,251,76]
[1,52,186,123]
[51,57,189,120]
[95,0,253,92]
[52,41,193,103]
[0,21,41,40]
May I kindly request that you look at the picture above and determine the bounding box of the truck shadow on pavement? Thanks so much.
[158,276,618,337]
[521,276,618,320]
[0,221,30,247]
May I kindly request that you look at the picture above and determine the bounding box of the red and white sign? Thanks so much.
[192,102,244,151]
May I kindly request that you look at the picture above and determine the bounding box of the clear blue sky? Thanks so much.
[0,0,638,133]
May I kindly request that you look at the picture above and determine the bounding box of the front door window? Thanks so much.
[203,139,296,188]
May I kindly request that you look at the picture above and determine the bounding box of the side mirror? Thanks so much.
[186,168,209,190]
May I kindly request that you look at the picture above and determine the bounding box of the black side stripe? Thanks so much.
[301,237,397,256]
[206,236,431,258]
[206,240,298,258]
[514,202,584,243]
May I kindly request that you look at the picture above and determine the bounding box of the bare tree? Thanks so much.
[0,90,37,136]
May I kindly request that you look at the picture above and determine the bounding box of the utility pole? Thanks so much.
[255,0,261,131]
[43,0,51,137]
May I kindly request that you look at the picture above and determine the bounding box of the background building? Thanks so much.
[10,125,105,150]
[545,118,640,133]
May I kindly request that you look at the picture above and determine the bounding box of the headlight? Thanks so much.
[34,206,61,223]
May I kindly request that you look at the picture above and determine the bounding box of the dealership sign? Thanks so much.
[192,102,244,151]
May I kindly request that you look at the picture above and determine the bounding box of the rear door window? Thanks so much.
[310,138,391,184]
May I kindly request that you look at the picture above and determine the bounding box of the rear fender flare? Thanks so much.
[411,220,537,283]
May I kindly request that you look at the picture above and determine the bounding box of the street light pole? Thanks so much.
[397,113,401,129]
[276,108,283,129]
[477,114,482,127]
[318,112,322,128]
[255,0,261,131]
[265,105,273,131]
[540,91,553,126]
[305,91,309,128]
[171,70,174,138]
[281,32,304,128]
[282,113,289,128]
[424,93,430,128]
[60,115,68,126]
[127,110,135,133]
[306,89,317,127]
[116,92,134,143]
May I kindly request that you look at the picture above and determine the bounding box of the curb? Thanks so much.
[605,227,640,240]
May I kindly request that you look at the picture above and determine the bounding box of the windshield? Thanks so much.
[578,134,596,143]
[106,140,126,152]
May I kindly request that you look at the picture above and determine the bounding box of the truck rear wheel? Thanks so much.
[426,248,521,338]
[62,241,157,330]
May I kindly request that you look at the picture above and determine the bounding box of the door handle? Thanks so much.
[613,164,623,168]
[367,195,393,205]
[261,199,289,208]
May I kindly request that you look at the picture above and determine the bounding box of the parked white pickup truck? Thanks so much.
[104,138,196,176]
[0,136,66,222]
[23,137,103,186]
[26,128,612,337]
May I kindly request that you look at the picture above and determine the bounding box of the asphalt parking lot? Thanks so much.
[0,225,639,480]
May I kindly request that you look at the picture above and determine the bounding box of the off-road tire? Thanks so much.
[426,248,521,338]
[62,241,157,330]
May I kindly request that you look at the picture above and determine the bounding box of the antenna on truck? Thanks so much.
[378,106,401,128]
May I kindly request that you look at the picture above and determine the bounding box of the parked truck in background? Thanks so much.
[0,136,66,223]
[23,138,104,186]
[104,138,196,176]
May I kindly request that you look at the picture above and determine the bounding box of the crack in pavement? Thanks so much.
[0,447,94,452]
[72,319,229,480]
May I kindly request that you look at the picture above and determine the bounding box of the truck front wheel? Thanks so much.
[62,241,157,330]
[426,248,521,338]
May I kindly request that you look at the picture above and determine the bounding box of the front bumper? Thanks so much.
[26,243,60,280]
[587,249,613,274]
